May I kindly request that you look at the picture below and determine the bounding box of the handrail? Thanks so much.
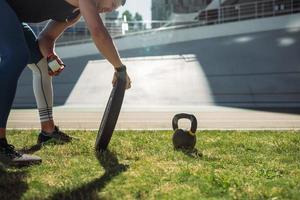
[29,0,300,46]
[197,0,300,24]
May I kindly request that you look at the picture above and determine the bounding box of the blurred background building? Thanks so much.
[152,0,211,20]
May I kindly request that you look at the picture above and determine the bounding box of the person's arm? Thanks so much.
[79,0,131,89]
[37,15,81,57]
[78,0,123,69]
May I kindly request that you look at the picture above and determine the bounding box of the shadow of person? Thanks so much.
[0,167,28,200]
[20,138,75,154]
[49,150,129,200]
[19,144,42,154]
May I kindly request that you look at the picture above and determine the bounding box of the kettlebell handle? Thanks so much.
[172,113,197,133]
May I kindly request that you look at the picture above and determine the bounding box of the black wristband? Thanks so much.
[115,65,126,72]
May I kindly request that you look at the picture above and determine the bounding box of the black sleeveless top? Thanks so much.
[7,0,80,23]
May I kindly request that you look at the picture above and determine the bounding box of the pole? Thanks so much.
[219,0,222,23]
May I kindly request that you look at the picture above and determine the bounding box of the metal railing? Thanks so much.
[197,0,300,24]
[29,0,300,46]
[30,20,174,46]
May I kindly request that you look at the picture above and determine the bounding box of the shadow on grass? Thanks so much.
[48,150,129,200]
[177,148,204,159]
[20,138,74,154]
[19,144,42,154]
[0,167,28,200]
[177,148,221,162]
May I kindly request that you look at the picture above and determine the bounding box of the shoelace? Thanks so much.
[1,144,22,159]
[40,126,71,143]
[54,126,71,139]
[54,131,71,140]
[41,127,70,141]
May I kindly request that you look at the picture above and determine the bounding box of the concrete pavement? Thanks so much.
[8,106,300,130]
[11,53,300,130]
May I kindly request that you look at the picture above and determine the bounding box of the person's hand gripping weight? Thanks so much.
[112,65,131,89]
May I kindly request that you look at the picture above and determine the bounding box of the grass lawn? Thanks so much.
[1,130,299,200]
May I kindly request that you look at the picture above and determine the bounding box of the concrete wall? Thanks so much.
[14,14,300,109]
[56,14,300,59]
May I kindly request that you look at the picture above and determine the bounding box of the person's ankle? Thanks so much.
[41,128,55,134]
[41,121,55,134]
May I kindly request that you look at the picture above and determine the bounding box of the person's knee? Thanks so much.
[28,57,49,76]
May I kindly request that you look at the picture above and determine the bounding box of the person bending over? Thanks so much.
[0,0,131,167]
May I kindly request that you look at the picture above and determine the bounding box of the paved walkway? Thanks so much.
[8,107,300,130]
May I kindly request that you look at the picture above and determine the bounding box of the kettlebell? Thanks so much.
[172,113,197,150]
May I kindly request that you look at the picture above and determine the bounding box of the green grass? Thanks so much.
[1,130,300,200]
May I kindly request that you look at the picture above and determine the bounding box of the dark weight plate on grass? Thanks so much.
[95,68,126,151]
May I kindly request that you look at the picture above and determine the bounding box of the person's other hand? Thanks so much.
[48,66,65,76]
[47,54,65,76]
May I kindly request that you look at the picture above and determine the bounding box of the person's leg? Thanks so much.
[23,23,55,133]
[28,60,56,133]
[0,3,30,133]
[23,23,72,144]
[27,59,55,133]
[0,1,41,166]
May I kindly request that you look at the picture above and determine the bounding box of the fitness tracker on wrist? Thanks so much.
[115,65,126,72]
